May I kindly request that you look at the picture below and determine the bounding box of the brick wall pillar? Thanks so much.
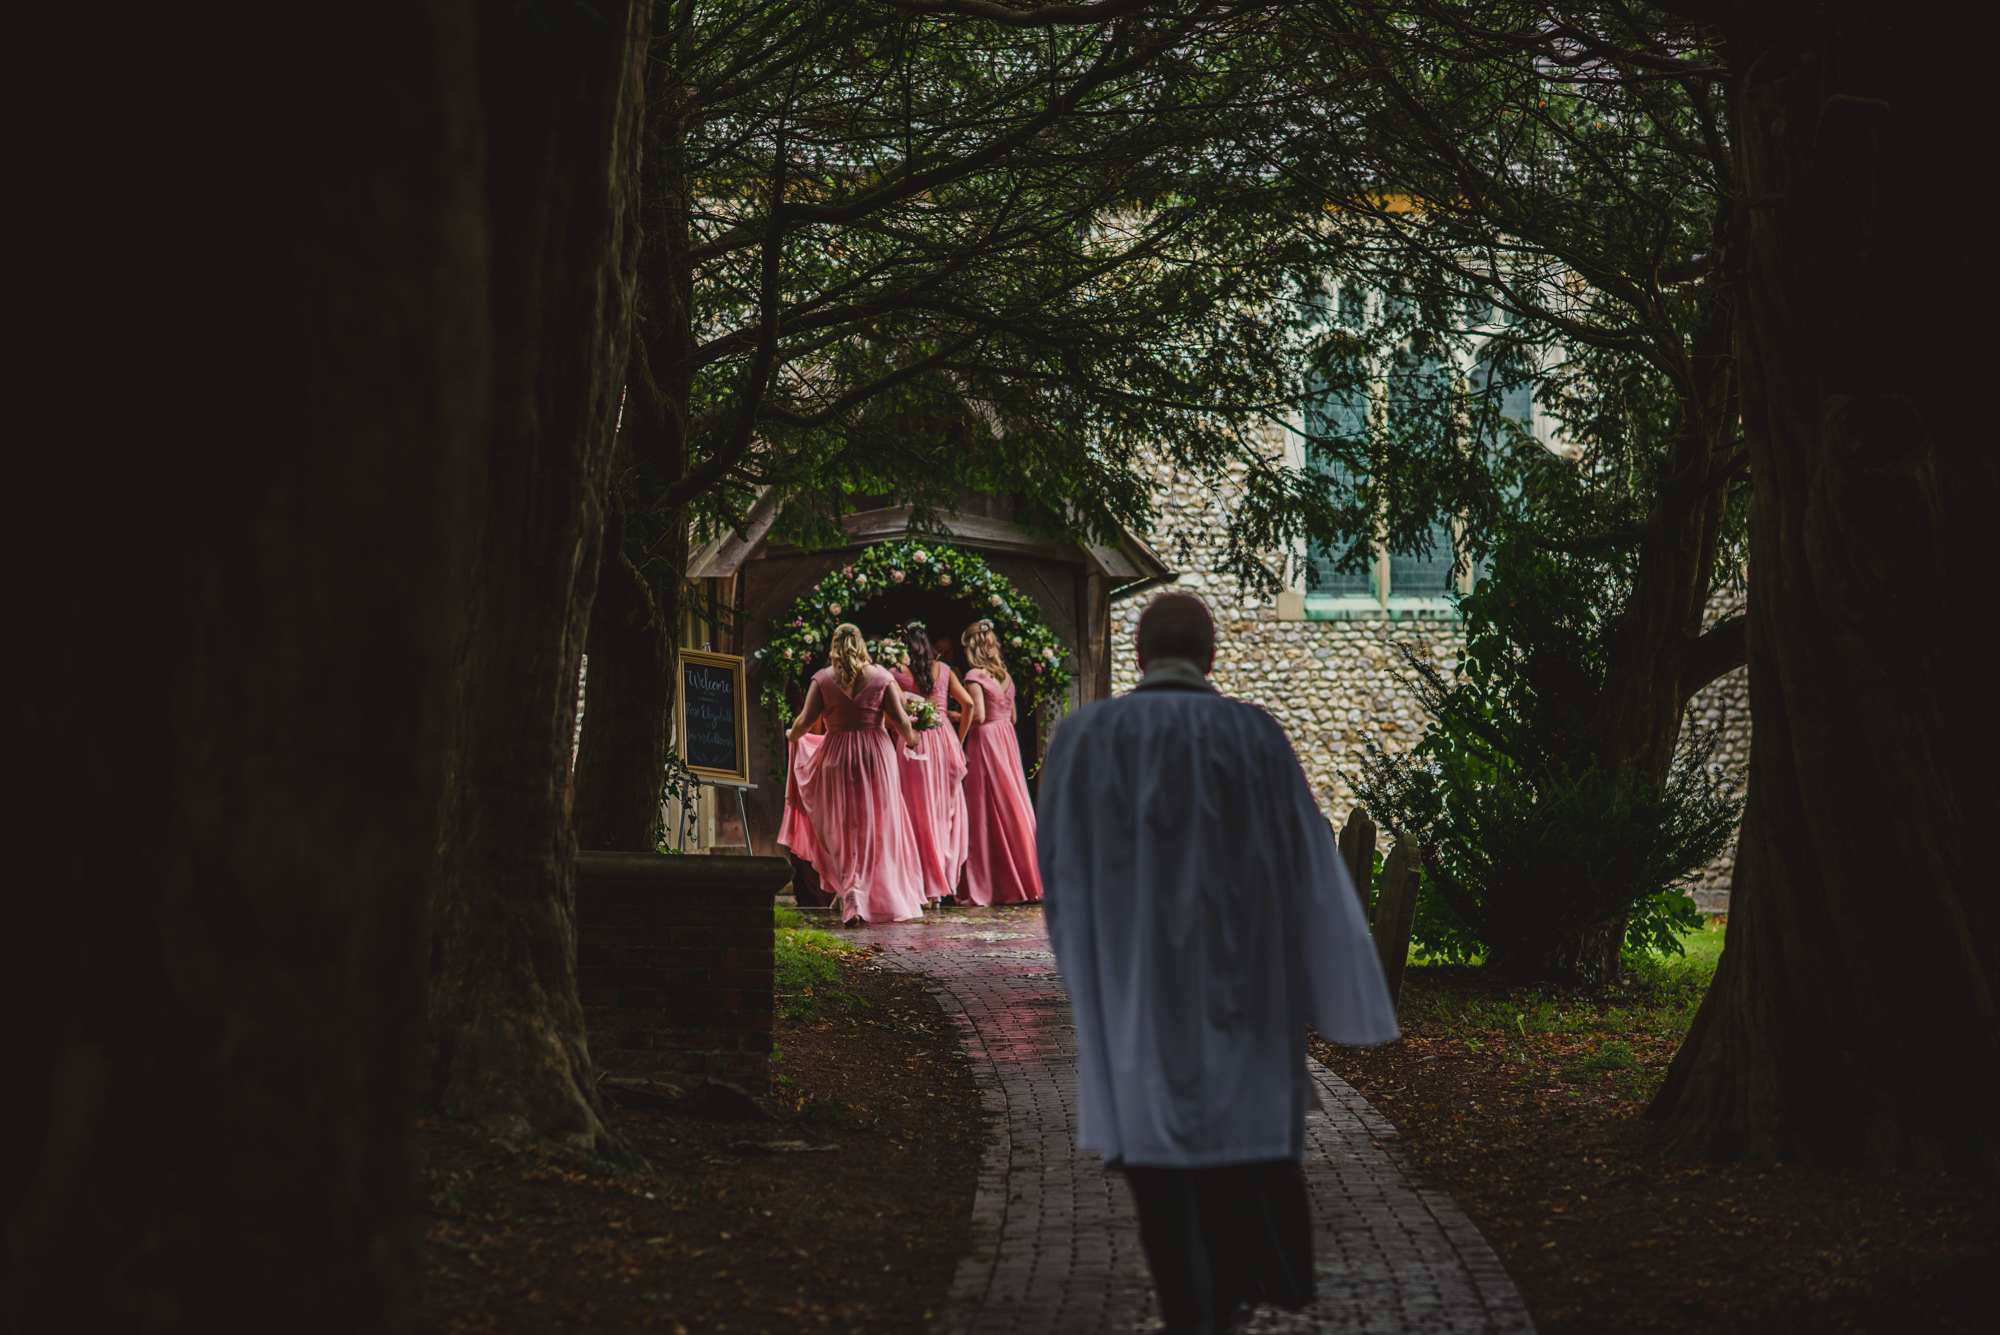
[575,851,791,1093]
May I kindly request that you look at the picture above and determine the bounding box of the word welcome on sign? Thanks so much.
[677,650,748,783]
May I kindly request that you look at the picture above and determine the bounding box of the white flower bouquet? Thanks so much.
[907,697,943,733]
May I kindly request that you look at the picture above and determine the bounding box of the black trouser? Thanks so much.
[1116,1157,1314,1335]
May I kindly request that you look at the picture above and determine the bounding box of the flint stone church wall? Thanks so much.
[1682,634,1749,913]
[1108,439,1747,914]
[1106,446,1467,827]
[1109,590,1463,823]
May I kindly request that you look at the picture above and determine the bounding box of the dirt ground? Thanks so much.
[1312,973,2000,1335]
[419,948,985,1334]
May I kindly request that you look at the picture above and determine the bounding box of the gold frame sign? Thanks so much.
[675,650,749,783]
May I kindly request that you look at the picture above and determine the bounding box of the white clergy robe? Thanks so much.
[1038,659,1399,1168]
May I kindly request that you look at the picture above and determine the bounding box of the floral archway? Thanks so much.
[756,539,1072,722]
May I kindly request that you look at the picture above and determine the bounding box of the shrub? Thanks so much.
[1357,534,1741,982]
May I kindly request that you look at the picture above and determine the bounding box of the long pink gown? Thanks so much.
[777,666,926,923]
[893,666,969,903]
[962,668,1043,905]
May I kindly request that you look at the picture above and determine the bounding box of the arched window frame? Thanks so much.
[1293,284,1550,621]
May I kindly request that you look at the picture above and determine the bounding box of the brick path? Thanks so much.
[853,906,1535,1335]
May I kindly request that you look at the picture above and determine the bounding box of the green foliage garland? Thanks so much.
[756,540,1071,724]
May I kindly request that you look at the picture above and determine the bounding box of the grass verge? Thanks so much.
[1389,917,1727,1104]
[775,907,869,1022]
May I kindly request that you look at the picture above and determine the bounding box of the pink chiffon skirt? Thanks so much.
[780,729,925,923]
[897,724,968,902]
[962,719,1042,905]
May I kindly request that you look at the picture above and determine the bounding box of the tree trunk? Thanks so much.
[1489,918,1630,988]
[573,507,675,851]
[1535,285,1740,987]
[424,0,650,1150]
[6,2,485,1325]
[1652,0,2000,1172]
[571,58,699,852]
[1482,400,1742,988]
[1591,285,1741,792]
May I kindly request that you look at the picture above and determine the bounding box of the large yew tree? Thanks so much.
[424,0,651,1151]
[7,2,487,1325]
[1650,0,2000,1171]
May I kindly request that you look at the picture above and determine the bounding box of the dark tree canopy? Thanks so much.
[1229,0,1743,620]
[576,0,1323,850]
[651,0,1319,549]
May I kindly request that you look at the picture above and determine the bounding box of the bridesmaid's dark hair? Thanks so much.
[900,622,936,697]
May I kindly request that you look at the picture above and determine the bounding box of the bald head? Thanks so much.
[1135,592,1215,673]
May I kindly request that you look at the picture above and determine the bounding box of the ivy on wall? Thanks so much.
[755,540,1072,723]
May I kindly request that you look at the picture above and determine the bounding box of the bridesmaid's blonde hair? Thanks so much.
[962,620,1009,687]
[828,623,870,693]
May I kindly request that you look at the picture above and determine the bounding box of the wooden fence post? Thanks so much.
[1371,838,1421,1009]
[1337,806,1377,919]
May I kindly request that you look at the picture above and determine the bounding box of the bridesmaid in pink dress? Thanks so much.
[779,623,926,925]
[959,619,1044,905]
[774,717,827,893]
[889,623,972,907]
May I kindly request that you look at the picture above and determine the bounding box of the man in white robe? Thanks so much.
[1038,593,1399,1335]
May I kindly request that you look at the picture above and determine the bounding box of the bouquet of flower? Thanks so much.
[906,697,942,733]
[875,638,909,668]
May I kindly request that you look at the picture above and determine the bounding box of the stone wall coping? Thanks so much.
[576,851,792,895]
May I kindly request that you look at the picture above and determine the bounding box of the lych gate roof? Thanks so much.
[689,488,1173,600]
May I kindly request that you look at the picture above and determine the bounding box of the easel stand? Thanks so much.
[702,779,757,853]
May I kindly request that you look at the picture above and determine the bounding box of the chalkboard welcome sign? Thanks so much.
[676,650,748,783]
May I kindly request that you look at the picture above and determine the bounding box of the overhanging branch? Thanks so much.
[1682,613,1746,701]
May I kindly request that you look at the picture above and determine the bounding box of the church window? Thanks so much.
[1303,357,1375,600]
[1338,282,1368,329]
[1295,298,1548,619]
[1385,348,1458,602]
[1470,342,1534,445]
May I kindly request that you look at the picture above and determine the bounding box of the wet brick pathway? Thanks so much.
[852,906,1535,1335]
